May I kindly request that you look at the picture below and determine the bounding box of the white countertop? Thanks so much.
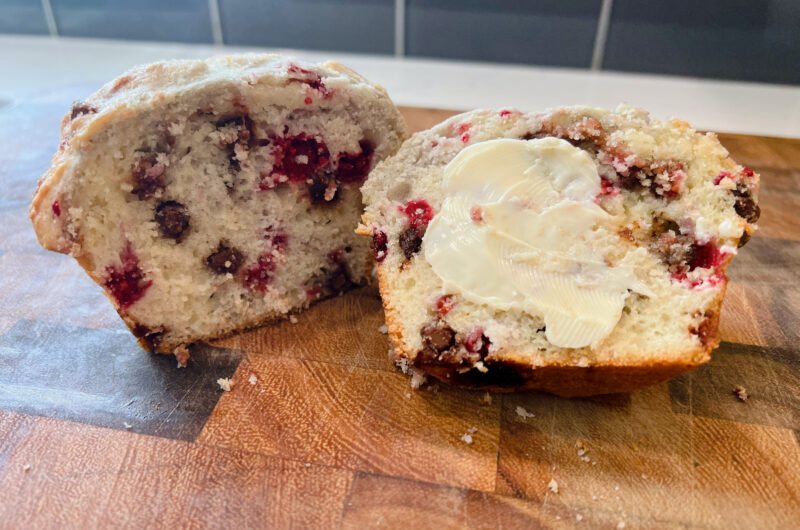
[1,35,798,138]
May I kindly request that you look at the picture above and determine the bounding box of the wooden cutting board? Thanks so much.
[0,94,798,529]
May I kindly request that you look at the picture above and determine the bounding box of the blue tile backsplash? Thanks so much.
[604,0,800,85]
[0,0,49,35]
[218,0,394,54]
[406,0,602,68]
[50,0,213,44]
[1,0,799,85]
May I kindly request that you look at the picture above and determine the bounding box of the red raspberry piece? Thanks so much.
[264,226,288,254]
[51,200,61,217]
[400,199,434,229]
[460,132,471,143]
[499,110,512,117]
[689,242,727,270]
[269,133,330,183]
[104,243,152,309]
[469,205,484,222]
[304,97,313,105]
[243,255,276,292]
[434,295,456,315]
[599,178,619,198]
[464,327,491,355]
[714,171,733,185]
[371,230,388,262]
[328,248,345,264]
[287,64,332,98]
[742,167,754,177]
[336,140,374,184]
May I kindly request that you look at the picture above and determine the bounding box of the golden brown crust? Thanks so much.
[378,265,715,397]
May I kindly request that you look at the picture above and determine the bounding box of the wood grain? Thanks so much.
[0,99,799,529]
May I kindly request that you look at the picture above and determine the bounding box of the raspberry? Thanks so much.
[742,167,754,177]
[401,199,434,229]
[469,205,484,222]
[287,64,332,98]
[51,200,61,217]
[434,295,456,315]
[243,255,276,292]
[328,247,345,264]
[464,327,491,355]
[371,230,388,262]
[689,243,726,271]
[714,171,733,185]
[336,140,374,183]
[460,132,471,143]
[264,226,288,254]
[269,133,330,183]
[304,97,313,105]
[599,178,619,198]
[499,110,512,117]
[104,244,152,309]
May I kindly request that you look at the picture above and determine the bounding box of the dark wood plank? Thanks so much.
[0,410,354,529]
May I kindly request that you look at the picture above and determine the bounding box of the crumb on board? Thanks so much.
[249,374,258,385]
[576,514,583,522]
[733,385,750,401]
[23,464,31,473]
[217,377,233,392]
[289,315,298,324]
[173,344,190,368]
[123,421,132,429]
[548,478,559,493]
[479,391,492,406]
[460,433,473,445]
[409,367,427,389]
[617,522,626,529]
[516,405,535,419]
[467,426,478,434]
[379,324,388,334]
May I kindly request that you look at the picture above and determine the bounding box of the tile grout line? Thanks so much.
[590,0,614,71]
[394,0,405,57]
[40,0,58,37]
[207,0,224,46]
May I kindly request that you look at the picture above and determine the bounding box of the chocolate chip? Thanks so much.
[422,324,456,352]
[734,197,760,223]
[732,184,760,223]
[70,100,98,120]
[737,231,751,248]
[217,114,256,173]
[308,171,338,204]
[132,324,165,351]
[206,242,244,274]
[131,155,166,200]
[154,201,190,241]
[649,217,693,273]
[399,227,423,259]
[327,266,352,293]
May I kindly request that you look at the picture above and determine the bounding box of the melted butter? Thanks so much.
[423,138,654,349]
